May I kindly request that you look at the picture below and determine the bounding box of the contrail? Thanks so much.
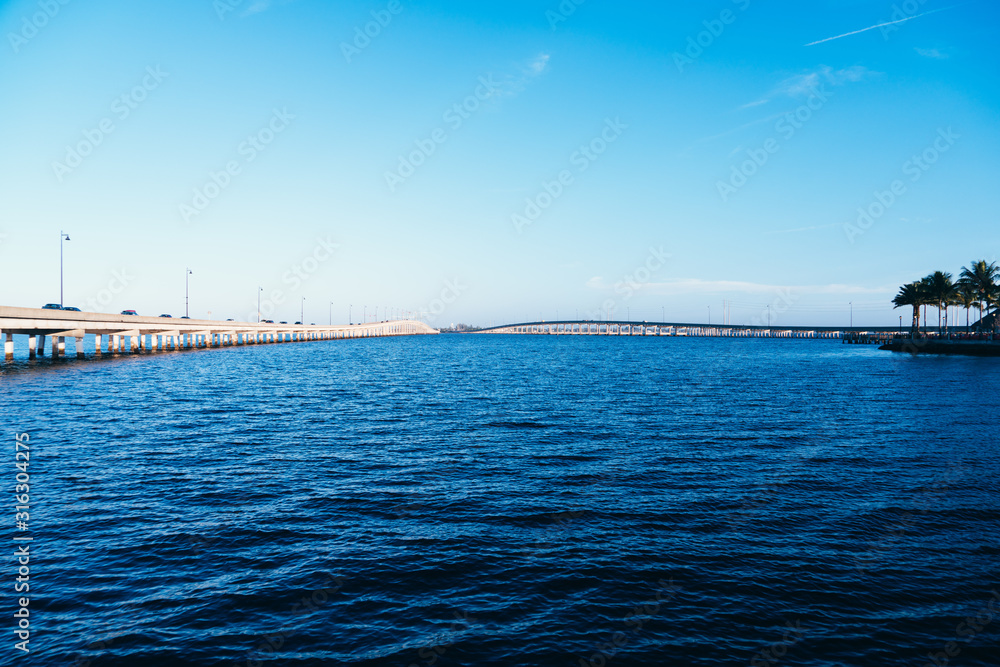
[805,6,955,46]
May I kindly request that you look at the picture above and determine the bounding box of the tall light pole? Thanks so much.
[850,302,853,328]
[349,304,352,324]
[258,287,262,323]
[59,230,70,307]
[185,268,193,318]
[707,306,711,326]
[767,305,770,329]
[329,301,334,326]
[301,297,305,325]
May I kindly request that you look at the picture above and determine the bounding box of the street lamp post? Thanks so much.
[349,304,352,325]
[185,268,193,318]
[330,302,334,326]
[850,302,853,328]
[59,230,70,307]
[258,287,262,323]
[767,305,771,329]
[708,306,711,326]
[301,297,305,325]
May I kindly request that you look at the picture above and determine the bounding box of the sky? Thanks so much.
[1,0,997,328]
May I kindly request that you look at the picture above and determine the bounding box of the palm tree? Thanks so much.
[959,260,999,332]
[922,271,957,334]
[954,280,979,333]
[893,281,926,338]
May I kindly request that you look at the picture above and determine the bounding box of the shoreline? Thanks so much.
[879,339,1000,356]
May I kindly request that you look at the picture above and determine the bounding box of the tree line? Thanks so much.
[893,260,998,337]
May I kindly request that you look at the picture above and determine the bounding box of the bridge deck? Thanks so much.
[0,306,437,360]
[475,320,901,338]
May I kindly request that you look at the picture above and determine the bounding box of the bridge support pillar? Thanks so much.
[58,337,66,356]
[94,335,102,356]
[28,335,37,359]
[4,333,12,362]
[75,336,85,358]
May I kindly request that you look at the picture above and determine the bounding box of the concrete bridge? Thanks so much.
[0,305,438,361]
[475,320,897,339]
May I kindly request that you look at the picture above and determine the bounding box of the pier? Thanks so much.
[0,306,437,361]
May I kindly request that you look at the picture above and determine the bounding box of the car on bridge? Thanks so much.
[42,303,62,310]
[263,319,275,324]
[159,314,172,318]
[121,310,138,316]
[279,321,287,324]
[62,306,81,312]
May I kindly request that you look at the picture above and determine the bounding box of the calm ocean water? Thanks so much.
[1,335,998,666]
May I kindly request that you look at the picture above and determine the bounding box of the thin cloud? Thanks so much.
[699,65,872,147]
[805,6,958,46]
[916,46,950,59]
[243,0,272,16]
[488,53,552,99]
[586,277,889,295]
[528,53,550,75]
[776,65,872,98]
[765,223,840,235]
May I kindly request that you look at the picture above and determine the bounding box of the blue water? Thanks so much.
[1,336,998,666]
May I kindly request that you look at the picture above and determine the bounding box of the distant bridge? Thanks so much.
[0,306,437,361]
[476,320,898,339]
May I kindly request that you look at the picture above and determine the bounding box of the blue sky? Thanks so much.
[1,0,997,327]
